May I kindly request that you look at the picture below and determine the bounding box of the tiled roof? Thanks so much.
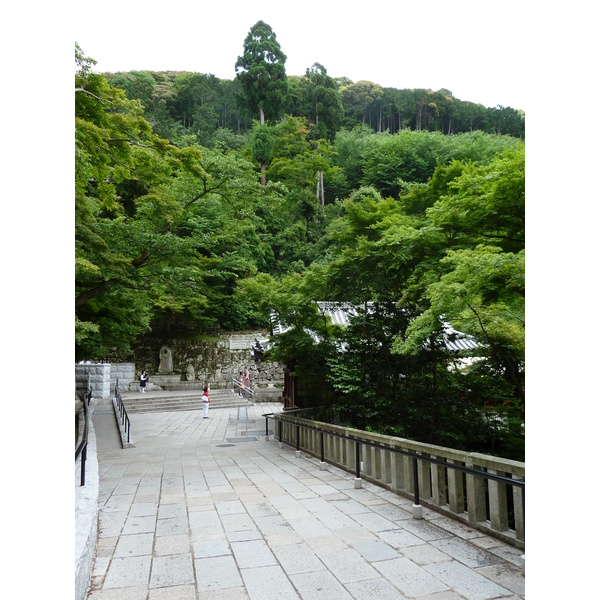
[260,302,482,353]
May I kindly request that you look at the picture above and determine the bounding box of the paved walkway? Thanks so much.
[88,402,525,600]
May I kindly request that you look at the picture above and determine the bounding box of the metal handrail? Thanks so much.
[114,378,130,444]
[232,377,254,397]
[263,411,524,534]
[75,377,92,486]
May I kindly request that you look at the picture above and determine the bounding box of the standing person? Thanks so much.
[202,387,210,418]
[243,367,250,395]
[237,371,244,396]
[139,370,147,393]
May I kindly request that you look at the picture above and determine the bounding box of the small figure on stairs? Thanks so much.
[139,370,148,393]
[243,367,250,394]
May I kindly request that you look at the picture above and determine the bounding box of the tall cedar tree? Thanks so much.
[235,21,288,125]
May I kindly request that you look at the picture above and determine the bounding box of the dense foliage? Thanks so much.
[76,23,525,459]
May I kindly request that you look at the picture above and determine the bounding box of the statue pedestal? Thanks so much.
[149,374,182,389]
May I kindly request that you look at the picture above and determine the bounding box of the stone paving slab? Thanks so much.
[88,402,524,600]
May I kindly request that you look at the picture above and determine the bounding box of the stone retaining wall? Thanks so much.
[110,363,135,392]
[131,330,285,391]
[75,364,111,399]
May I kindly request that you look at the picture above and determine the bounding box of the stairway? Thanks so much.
[121,389,251,413]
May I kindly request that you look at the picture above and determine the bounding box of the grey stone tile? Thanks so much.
[287,515,331,538]
[314,510,358,530]
[329,498,371,515]
[373,557,450,597]
[231,539,277,568]
[333,525,378,546]
[114,482,139,495]
[98,511,128,538]
[299,497,334,512]
[245,501,279,519]
[114,532,154,557]
[379,528,425,549]
[216,500,246,515]
[475,563,525,596]
[156,516,189,537]
[193,539,231,558]
[241,565,300,600]
[487,543,525,568]
[318,547,379,583]
[195,555,243,592]
[104,555,152,588]
[272,542,326,575]
[412,592,465,600]
[352,511,398,533]
[190,525,227,542]
[122,514,157,535]
[352,540,401,562]
[290,570,352,599]
[469,535,505,550]
[400,543,451,565]
[429,517,483,540]
[96,536,119,556]
[147,584,197,599]
[396,518,455,542]
[424,560,513,600]
[87,585,148,600]
[154,534,191,556]
[103,493,135,511]
[158,503,187,519]
[189,508,220,529]
[227,529,263,542]
[345,577,409,599]
[429,538,502,568]
[134,491,161,503]
[92,555,111,579]
[221,513,256,533]
[150,553,195,588]
[129,502,158,517]
[370,503,413,522]
[309,483,341,496]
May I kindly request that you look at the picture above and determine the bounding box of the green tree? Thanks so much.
[251,125,275,186]
[299,63,343,141]
[341,80,384,128]
[235,21,288,125]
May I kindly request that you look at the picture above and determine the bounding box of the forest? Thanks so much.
[75,21,524,460]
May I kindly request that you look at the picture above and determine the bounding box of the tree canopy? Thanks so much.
[76,35,525,459]
[235,20,289,125]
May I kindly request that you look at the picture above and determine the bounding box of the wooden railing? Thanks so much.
[267,411,525,550]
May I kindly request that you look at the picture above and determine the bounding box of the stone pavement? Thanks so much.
[88,402,525,600]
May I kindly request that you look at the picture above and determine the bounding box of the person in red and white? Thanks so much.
[202,386,210,418]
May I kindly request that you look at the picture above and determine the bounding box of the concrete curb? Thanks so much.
[74,414,99,600]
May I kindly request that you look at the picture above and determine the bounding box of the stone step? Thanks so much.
[122,391,252,413]
[124,401,250,413]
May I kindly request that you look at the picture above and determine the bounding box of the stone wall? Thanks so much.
[75,363,111,399]
[110,363,135,392]
[131,330,284,391]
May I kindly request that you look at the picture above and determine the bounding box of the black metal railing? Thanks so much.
[263,411,525,545]
[115,378,131,444]
[232,377,254,398]
[75,380,92,486]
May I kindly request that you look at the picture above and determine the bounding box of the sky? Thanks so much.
[75,0,529,110]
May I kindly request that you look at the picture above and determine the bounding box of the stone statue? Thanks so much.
[186,364,195,381]
[158,346,173,373]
